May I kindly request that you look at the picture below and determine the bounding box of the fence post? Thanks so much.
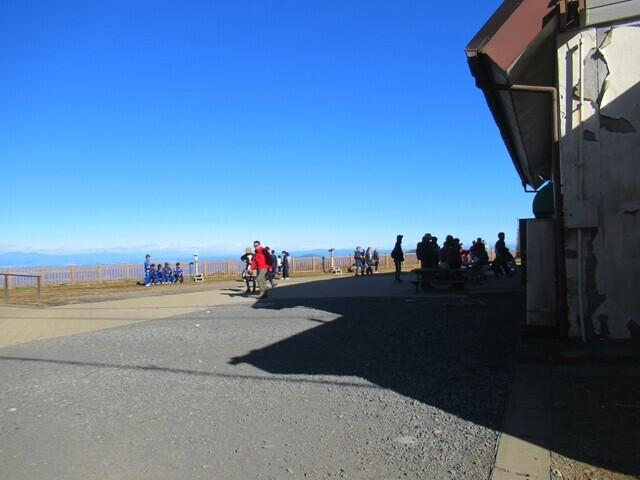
[70,266,75,284]
[124,264,129,281]
[226,259,231,276]
[3,275,8,304]
[40,267,45,287]
[98,265,103,283]
[36,276,42,307]
[311,256,316,272]
[7,269,12,289]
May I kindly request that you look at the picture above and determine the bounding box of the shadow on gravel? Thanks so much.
[230,279,526,431]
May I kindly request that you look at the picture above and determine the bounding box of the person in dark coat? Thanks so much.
[372,248,380,272]
[390,234,404,283]
[494,232,513,277]
[281,251,290,279]
[416,233,434,269]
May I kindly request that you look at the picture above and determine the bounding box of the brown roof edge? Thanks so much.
[466,0,524,59]
[465,0,560,190]
[466,0,559,72]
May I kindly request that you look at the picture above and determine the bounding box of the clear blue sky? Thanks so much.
[0,0,533,257]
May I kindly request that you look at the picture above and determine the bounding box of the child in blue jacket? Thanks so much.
[163,262,175,283]
[155,263,166,284]
[174,263,184,283]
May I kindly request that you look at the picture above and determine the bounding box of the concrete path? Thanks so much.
[491,364,551,480]
[0,272,546,479]
[0,272,469,347]
[0,281,255,347]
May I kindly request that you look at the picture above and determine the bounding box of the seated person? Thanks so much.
[155,263,167,284]
[148,263,157,285]
[163,262,175,283]
[173,262,184,283]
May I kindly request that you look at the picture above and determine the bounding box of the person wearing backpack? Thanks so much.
[250,240,272,299]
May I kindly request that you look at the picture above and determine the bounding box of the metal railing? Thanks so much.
[0,253,420,290]
[0,249,520,291]
[1,273,42,307]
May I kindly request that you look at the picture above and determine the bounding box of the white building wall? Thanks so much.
[557,23,640,339]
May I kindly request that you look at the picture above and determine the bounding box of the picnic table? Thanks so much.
[410,267,468,292]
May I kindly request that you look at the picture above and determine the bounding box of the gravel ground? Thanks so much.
[551,368,640,480]
[0,293,524,480]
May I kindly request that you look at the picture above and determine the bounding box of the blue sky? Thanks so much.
[0,1,532,258]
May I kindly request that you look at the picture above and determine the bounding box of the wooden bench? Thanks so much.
[410,267,468,292]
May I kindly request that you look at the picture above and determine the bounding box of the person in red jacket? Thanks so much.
[250,240,273,299]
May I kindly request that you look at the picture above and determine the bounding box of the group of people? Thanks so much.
[352,237,404,282]
[415,232,516,277]
[141,231,515,293]
[385,231,516,283]
[353,246,381,276]
[143,255,184,286]
[240,242,291,298]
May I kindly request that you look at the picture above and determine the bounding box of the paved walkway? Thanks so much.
[0,272,481,347]
[0,282,255,348]
[0,272,543,479]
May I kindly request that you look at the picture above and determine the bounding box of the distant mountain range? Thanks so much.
[0,248,394,269]
[0,243,518,269]
[0,252,148,269]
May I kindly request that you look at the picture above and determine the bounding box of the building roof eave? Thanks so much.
[465,0,559,190]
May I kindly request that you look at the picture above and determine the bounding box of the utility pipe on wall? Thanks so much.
[577,35,587,342]
[494,84,569,336]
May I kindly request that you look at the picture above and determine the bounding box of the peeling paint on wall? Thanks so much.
[583,47,609,107]
[600,114,636,133]
[558,23,640,340]
[584,232,607,339]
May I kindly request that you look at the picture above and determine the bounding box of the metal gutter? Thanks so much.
[493,84,568,337]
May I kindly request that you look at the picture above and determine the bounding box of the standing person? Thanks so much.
[390,234,404,283]
[354,246,365,276]
[443,237,462,270]
[494,232,513,277]
[416,233,433,269]
[372,248,380,272]
[364,247,374,275]
[281,251,291,279]
[431,237,441,266]
[250,240,272,299]
[470,237,489,266]
[143,254,152,286]
[265,247,278,287]
[240,248,256,294]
